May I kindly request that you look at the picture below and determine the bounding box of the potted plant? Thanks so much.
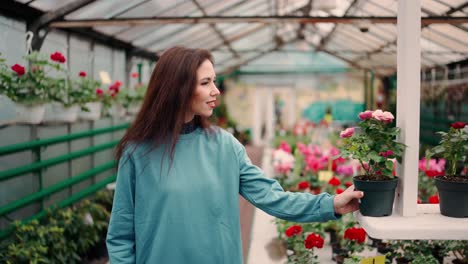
[102,81,125,118]
[427,121,468,217]
[338,109,406,216]
[116,83,146,115]
[0,51,65,124]
[74,71,104,121]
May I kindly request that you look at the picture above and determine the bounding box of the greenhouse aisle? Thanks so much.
[247,148,335,264]
[246,148,380,264]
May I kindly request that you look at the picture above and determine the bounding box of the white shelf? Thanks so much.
[355,204,468,240]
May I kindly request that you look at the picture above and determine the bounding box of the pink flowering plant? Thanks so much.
[426,122,468,177]
[338,110,406,180]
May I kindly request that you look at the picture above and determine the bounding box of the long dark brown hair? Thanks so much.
[115,46,213,163]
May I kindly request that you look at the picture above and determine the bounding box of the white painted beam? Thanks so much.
[395,0,421,217]
[355,205,468,240]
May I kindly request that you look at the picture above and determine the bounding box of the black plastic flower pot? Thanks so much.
[353,176,398,217]
[326,229,338,244]
[435,176,468,218]
[395,257,412,264]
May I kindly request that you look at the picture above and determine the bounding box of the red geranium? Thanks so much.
[298,181,310,190]
[328,176,341,186]
[96,88,104,96]
[285,225,302,237]
[304,233,324,249]
[451,122,466,129]
[79,71,87,77]
[429,194,439,204]
[425,170,444,178]
[50,51,66,63]
[131,72,139,79]
[11,64,25,76]
[344,181,352,188]
[344,227,366,243]
[336,188,344,194]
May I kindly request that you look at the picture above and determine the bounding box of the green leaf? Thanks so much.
[369,151,384,162]
[385,160,394,171]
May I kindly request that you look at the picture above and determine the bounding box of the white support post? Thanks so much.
[288,87,297,129]
[265,88,275,144]
[252,87,263,146]
[395,0,421,217]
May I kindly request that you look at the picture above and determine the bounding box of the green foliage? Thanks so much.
[68,76,102,109]
[0,193,112,264]
[343,255,362,264]
[427,124,468,176]
[116,85,146,108]
[412,255,439,264]
[418,170,437,202]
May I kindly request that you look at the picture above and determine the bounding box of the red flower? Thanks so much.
[79,71,87,77]
[131,72,139,79]
[379,150,394,157]
[11,64,25,76]
[336,188,344,194]
[285,225,302,237]
[328,176,341,186]
[344,227,366,243]
[344,182,352,188]
[50,51,66,63]
[114,80,122,87]
[298,181,310,190]
[109,84,120,93]
[417,198,421,204]
[429,194,439,204]
[425,170,444,178]
[96,88,104,95]
[451,122,466,129]
[304,233,324,249]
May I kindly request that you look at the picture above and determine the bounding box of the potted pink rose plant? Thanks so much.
[338,110,406,217]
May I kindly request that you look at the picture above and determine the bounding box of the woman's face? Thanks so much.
[186,59,220,122]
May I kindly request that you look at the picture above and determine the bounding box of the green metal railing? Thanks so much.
[0,123,129,239]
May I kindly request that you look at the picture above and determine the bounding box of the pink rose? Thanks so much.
[340,127,355,138]
[279,141,291,153]
[358,110,373,120]
[372,110,394,122]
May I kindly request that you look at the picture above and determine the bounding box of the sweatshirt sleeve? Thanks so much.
[234,138,339,223]
[106,152,136,263]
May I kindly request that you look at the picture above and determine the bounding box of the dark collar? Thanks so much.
[181,119,198,134]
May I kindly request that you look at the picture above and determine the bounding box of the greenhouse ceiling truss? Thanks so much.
[1,0,468,76]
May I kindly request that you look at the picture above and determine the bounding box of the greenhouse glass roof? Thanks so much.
[8,0,468,76]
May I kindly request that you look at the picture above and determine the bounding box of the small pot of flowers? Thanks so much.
[74,71,104,121]
[338,110,406,216]
[0,51,65,124]
[427,121,468,218]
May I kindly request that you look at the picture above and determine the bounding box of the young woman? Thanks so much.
[106,46,364,263]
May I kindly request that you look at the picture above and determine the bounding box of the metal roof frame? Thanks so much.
[4,0,468,76]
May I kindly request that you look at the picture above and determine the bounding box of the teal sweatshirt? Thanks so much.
[106,127,338,263]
